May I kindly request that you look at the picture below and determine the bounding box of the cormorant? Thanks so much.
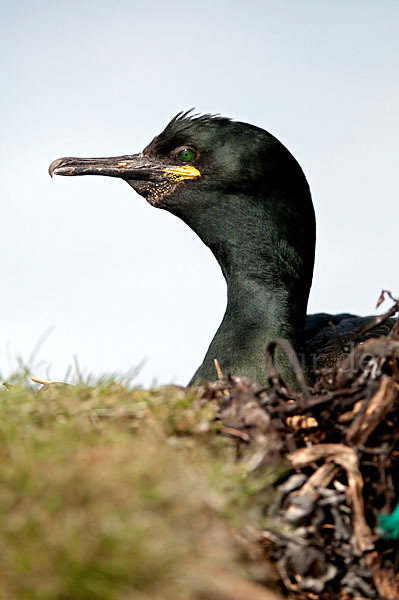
[49,112,385,387]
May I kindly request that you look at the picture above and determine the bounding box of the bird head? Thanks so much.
[49,111,315,289]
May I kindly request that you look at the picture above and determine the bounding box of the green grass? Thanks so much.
[0,379,280,600]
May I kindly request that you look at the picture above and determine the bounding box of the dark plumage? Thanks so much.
[49,111,387,387]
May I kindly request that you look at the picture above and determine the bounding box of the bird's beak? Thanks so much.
[49,153,168,182]
[48,154,200,182]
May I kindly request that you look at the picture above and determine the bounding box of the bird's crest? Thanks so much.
[145,109,232,156]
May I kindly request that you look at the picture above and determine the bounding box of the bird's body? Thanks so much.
[49,112,386,387]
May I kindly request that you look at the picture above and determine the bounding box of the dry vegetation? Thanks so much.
[0,379,283,600]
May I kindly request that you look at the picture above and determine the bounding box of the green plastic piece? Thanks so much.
[379,502,399,540]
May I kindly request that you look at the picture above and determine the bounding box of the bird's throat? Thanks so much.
[189,276,307,387]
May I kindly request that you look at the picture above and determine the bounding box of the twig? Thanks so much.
[214,358,225,380]
[265,338,310,405]
[346,375,399,445]
[287,444,375,552]
[358,289,399,337]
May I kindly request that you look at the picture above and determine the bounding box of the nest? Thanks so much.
[201,292,399,599]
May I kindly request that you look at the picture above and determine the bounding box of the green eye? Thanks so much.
[178,148,195,163]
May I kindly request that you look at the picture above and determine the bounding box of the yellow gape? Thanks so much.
[163,165,201,181]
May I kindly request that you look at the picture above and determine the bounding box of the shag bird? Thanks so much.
[49,112,386,387]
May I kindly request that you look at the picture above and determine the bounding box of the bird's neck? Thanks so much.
[190,273,307,387]
[175,187,314,387]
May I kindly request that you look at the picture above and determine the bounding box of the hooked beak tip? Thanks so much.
[48,158,65,178]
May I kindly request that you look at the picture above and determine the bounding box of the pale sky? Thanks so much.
[1,1,398,386]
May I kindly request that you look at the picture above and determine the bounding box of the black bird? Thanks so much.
[49,112,385,387]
